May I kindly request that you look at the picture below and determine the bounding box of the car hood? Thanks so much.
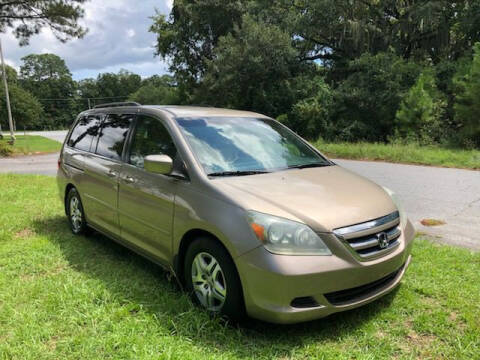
[213,165,397,232]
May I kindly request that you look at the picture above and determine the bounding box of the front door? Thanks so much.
[82,113,134,236]
[118,114,178,263]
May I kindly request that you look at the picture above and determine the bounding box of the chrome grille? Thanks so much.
[333,211,401,260]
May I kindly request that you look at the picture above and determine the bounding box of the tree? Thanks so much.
[0,0,87,45]
[395,71,446,144]
[0,66,44,130]
[454,43,480,147]
[19,54,76,128]
[96,70,142,100]
[150,0,245,83]
[77,78,99,109]
[129,75,180,105]
[151,1,480,147]
[197,15,299,116]
[332,52,421,142]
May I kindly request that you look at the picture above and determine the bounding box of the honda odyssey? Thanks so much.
[57,102,414,324]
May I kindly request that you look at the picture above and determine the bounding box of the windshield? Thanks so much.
[176,117,331,175]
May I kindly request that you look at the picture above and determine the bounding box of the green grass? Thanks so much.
[0,174,479,359]
[314,140,480,170]
[0,135,61,156]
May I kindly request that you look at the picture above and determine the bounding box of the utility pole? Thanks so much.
[0,38,15,144]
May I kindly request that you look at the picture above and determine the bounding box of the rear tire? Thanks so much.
[66,187,88,235]
[184,237,245,322]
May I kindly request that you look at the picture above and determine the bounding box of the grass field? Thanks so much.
[0,135,61,156]
[314,140,480,170]
[0,174,479,359]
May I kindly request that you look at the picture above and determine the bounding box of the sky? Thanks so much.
[2,0,173,80]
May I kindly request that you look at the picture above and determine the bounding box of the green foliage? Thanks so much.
[150,0,246,85]
[395,71,446,144]
[331,53,421,142]
[148,0,480,148]
[0,65,45,131]
[0,0,87,45]
[315,140,480,170]
[0,141,13,156]
[0,84,45,130]
[95,69,142,100]
[0,135,61,156]
[2,65,18,84]
[198,15,299,116]
[454,43,480,147]
[128,84,179,105]
[19,54,76,129]
[281,76,333,139]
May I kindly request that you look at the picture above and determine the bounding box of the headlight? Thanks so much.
[247,211,332,256]
[383,187,407,228]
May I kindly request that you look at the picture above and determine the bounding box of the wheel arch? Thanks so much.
[174,228,237,287]
[64,183,76,216]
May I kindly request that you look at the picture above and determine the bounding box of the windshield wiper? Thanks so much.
[287,163,331,170]
[208,170,270,177]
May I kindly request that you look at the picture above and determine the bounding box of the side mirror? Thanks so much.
[144,155,173,175]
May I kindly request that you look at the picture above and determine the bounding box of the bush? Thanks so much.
[280,76,333,139]
[0,141,13,157]
[395,71,447,144]
[454,42,480,148]
[328,52,422,142]
[0,85,45,131]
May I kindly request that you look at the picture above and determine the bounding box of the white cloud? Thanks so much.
[126,29,136,38]
[1,0,171,80]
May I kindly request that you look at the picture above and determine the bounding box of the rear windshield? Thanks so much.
[176,117,329,175]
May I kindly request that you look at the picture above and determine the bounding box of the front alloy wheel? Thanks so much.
[184,237,245,321]
[191,252,227,312]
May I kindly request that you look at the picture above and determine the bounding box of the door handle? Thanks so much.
[107,170,118,178]
[124,176,136,184]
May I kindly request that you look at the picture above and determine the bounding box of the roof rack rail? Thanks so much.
[93,101,141,109]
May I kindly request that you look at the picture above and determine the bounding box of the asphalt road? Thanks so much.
[1,131,478,250]
[335,159,480,251]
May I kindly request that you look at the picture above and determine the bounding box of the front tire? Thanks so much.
[184,237,245,322]
[66,187,88,235]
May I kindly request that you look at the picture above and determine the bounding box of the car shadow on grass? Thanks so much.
[33,215,401,357]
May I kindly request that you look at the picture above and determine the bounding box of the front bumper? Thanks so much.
[235,219,415,324]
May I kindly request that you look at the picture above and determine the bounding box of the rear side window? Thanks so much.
[95,114,134,160]
[129,115,177,168]
[68,115,102,152]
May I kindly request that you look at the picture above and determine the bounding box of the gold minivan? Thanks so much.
[57,103,414,324]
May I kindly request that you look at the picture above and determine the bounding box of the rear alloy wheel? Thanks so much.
[66,188,88,235]
[184,237,245,321]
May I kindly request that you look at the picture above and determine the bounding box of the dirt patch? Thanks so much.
[45,336,59,351]
[420,219,446,227]
[14,228,35,238]
[20,265,67,281]
[449,312,467,331]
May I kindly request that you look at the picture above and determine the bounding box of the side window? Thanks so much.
[129,115,177,168]
[68,115,102,152]
[95,113,133,160]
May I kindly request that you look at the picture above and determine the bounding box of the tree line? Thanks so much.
[149,0,480,149]
[0,53,181,131]
[1,0,479,149]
